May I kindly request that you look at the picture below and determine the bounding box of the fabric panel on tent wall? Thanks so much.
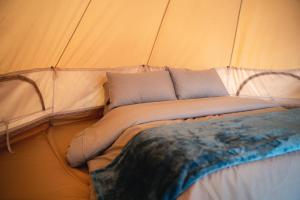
[0,71,53,120]
[54,70,106,113]
[0,66,145,133]
[231,0,300,69]
[54,66,145,113]
[217,68,300,104]
[58,0,169,68]
[0,0,89,74]
[0,80,42,121]
[0,70,53,133]
[148,0,241,69]
[0,110,52,134]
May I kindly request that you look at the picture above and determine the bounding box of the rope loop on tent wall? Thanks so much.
[236,71,300,96]
[0,120,14,153]
[5,121,14,153]
[0,75,46,111]
[51,66,58,79]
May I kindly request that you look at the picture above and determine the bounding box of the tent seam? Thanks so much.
[228,0,243,67]
[54,0,93,67]
[146,0,171,65]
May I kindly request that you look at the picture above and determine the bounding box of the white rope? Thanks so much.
[1,120,14,153]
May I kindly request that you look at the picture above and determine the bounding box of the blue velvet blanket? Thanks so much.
[91,108,300,200]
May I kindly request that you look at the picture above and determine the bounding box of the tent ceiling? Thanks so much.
[0,0,299,74]
[148,0,241,69]
[0,0,89,74]
[231,0,300,69]
[58,0,169,68]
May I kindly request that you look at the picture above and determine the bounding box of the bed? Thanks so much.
[66,69,300,200]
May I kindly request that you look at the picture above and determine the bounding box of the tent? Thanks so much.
[0,0,300,199]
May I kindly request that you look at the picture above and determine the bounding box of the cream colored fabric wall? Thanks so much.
[231,0,300,69]
[0,0,89,74]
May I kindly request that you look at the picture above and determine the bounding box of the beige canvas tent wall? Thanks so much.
[0,0,300,141]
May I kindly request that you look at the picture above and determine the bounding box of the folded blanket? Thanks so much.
[91,108,300,200]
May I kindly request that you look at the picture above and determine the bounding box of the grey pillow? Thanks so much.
[168,68,228,99]
[107,71,176,109]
